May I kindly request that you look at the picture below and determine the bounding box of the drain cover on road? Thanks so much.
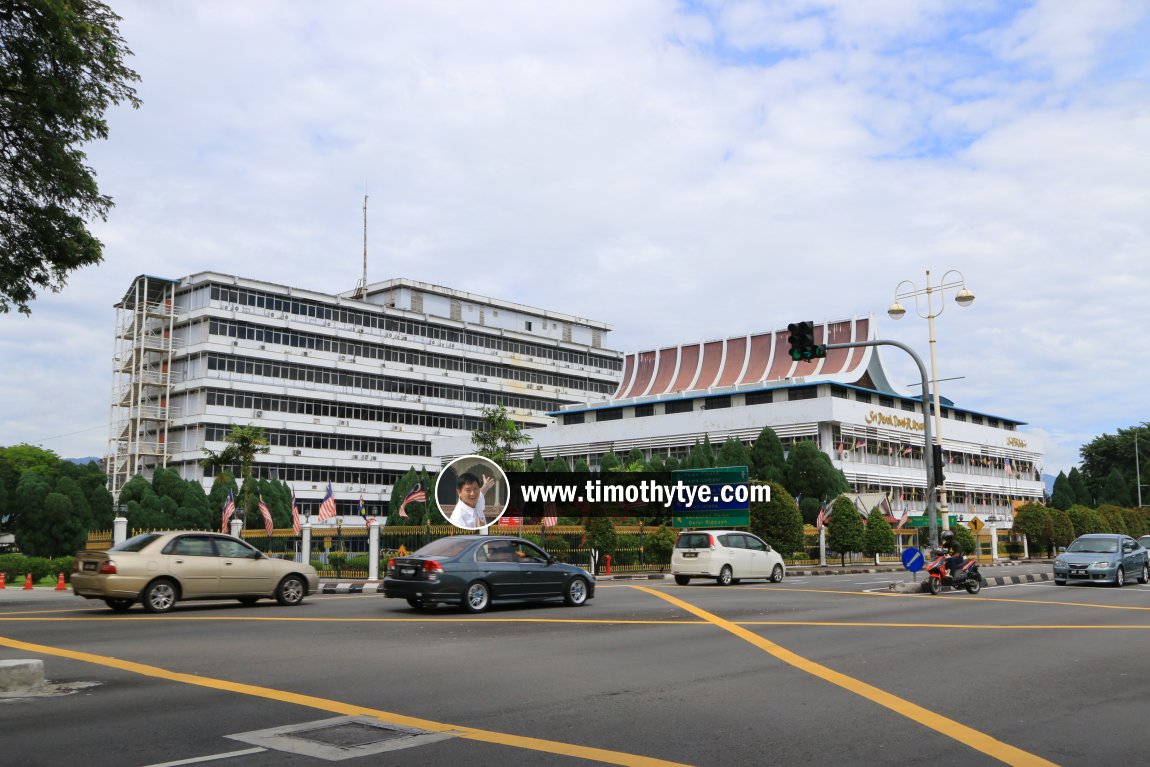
[227,716,461,760]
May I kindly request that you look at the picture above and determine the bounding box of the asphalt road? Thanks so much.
[1,565,1147,767]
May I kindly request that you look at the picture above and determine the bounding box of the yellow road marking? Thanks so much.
[0,616,707,624]
[632,586,1058,767]
[0,635,690,767]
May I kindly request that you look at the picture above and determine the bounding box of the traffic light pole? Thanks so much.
[823,339,940,547]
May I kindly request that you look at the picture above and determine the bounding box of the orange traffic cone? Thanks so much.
[23,573,34,590]
[0,572,6,589]
[55,573,67,591]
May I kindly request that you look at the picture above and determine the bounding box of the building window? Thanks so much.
[635,404,654,418]
[988,418,999,428]
[855,391,872,403]
[563,413,584,425]
[665,399,694,415]
[831,386,850,399]
[596,409,622,422]
[788,388,817,401]
[525,321,533,331]
[745,390,773,406]
[901,400,915,412]
[954,411,967,422]
[705,395,731,410]
[971,415,983,425]
[879,395,894,408]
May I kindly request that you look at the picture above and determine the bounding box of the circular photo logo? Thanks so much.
[435,455,510,530]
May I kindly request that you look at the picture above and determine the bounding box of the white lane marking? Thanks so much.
[140,747,266,766]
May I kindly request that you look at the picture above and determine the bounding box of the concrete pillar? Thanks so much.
[818,527,827,567]
[229,518,242,539]
[368,519,380,581]
[1022,533,1029,559]
[990,526,1000,563]
[113,517,128,546]
[301,521,311,565]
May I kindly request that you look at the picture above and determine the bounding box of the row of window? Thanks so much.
[204,426,431,457]
[208,319,616,394]
[203,462,405,487]
[830,386,1008,427]
[205,353,564,413]
[207,284,622,370]
[204,389,488,431]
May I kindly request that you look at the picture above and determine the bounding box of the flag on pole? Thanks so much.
[1004,458,1013,477]
[221,491,235,533]
[398,482,426,519]
[896,509,909,529]
[318,483,337,521]
[542,502,558,528]
[902,445,913,456]
[259,494,274,536]
[358,494,366,518]
[816,501,830,529]
[290,488,301,535]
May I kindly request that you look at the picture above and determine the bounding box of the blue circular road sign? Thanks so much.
[901,547,925,572]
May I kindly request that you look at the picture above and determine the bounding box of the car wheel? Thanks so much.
[1140,564,1149,584]
[104,598,134,612]
[142,579,178,614]
[238,597,260,606]
[1115,567,1125,587]
[927,576,941,595]
[965,578,982,595]
[463,580,490,613]
[717,565,733,586]
[275,575,307,606]
[1054,579,1066,586]
[564,576,589,606]
[770,564,784,583]
[673,575,691,586]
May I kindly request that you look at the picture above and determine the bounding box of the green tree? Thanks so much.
[826,496,865,565]
[952,525,976,558]
[1099,468,1131,507]
[1049,507,1075,549]
[0,444,61,506]
[573,458,591,473]
[1066,505,1104,537]
[645,453,665,472]
[1096,504,1128,535]
[716,437,751,470]
[1121,508,1146,538]
[471,404,531,471]
[546,456,571,473]
[864,506,896,558]
[200,424,270,526]
[17,491,85,557]
[584,517,617,574]
[1050,472,1075,511]
[0,0,141,314]
[748,481,804,556]
[645,525,676,571]
[527,447,547,473]
[1013,503,1052,555]
[1079,423,1149,504]
[1067,467,1091,507]
[749,426,786,484]
[598,450,621,472]
[10,470,49,548]
[625,447,646,470]
[784,441,849,513]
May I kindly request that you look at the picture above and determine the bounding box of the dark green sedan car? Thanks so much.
[383,536,594,613]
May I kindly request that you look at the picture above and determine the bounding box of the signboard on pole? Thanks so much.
[671,466,750,528]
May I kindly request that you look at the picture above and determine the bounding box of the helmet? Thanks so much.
[941,530,955,543]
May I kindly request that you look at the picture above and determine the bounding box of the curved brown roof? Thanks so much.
[611,317,873,398]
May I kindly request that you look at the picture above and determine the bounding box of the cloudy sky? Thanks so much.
[2,0,1148,477]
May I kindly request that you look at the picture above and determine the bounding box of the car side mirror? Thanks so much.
[547,554,558,565]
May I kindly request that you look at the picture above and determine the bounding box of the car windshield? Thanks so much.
[676,533,712,549]
[1066,539,1117,553]
[413,537,478,558]
[109,533,162,552]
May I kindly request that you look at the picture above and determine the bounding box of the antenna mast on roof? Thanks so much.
[355,190,368,299]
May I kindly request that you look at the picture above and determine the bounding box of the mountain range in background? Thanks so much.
[67,456,101,466]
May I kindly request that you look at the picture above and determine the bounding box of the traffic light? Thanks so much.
[932,443,946,484]
[787,321,825,361]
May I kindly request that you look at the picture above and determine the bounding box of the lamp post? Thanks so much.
[888,269,975,538]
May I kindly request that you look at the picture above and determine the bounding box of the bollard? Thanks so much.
[604,554,612,575]
[0,572,6,589]
[55,573,67,591]
[23,573,34,590]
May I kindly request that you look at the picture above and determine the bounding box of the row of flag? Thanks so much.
[815,499,909,530]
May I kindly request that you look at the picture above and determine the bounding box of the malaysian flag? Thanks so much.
[1004,458,1014,477]
[398,482,426,519]
[259,494,274,536]
[816,501,830,529]
[542,502,558,528]
[318,483,337,521]
[221,491,235,533]
[896,509,909,529]
[290,488,301,535]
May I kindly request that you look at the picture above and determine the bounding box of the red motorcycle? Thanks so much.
[923,548,982,595]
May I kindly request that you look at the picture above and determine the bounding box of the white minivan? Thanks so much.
[671,530,786,586]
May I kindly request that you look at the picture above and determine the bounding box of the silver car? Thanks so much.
[72,531,319,613]
[1053,534,1149,587]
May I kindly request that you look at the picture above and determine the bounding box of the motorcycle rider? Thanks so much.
[938,530,965,582]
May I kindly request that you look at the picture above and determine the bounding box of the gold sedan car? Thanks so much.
[72,531,319,613]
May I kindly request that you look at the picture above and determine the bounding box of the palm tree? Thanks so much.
[201,424,270,526]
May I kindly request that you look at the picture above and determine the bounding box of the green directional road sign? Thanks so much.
[671,466,750,528]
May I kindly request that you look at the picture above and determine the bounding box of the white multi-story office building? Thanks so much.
[108,272,622,514]
[436,317,1045,528]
